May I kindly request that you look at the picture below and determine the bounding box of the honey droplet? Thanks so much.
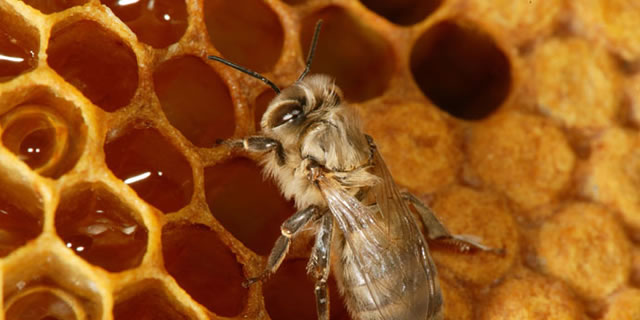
[0,29,36,82]
[162,223,247,317]
[101,0,188,48]
[55,185,148,272]
[104,127,193,213]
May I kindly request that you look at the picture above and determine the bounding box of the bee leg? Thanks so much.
[307,213,333,320]
[402,192,505,255]
[219,136,286,165]
[243,205,319,287]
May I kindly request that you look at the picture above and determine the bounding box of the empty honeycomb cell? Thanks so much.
[0,88,86,178]
[104,126,193,213]
[4,287,85,320]
[0,2,38,82]
[263,259,350,320]
[410,20,511,120]
[203,0,283,73]
[359,0,441,26]
[153,55,235,147]
[101,0,188,48]
[466,0,562,45]
[113,281,195,320]
[429,186,517,286]
[466,111,575,215]
[579,128,640,233]
[479,271,584,320]
[47,20,138,112]
[204,157,295,256]
[527,37,619,129]
[0,173,43,257]
[572,0,640,61]
[602,288,640,320]
[301,6,394,102]
[3,252,105,319]
[537,202,631,301]
[162,223,247,317]
[54,183,148,272]
[19,0,86,14]
[254,89,276,131]
[361,102,461,193]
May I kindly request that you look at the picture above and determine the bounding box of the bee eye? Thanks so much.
[270,102,305,128]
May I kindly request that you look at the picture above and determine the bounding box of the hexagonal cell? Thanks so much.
[47,20,138,112]
[100,0,188,48]
[410,20,511,120]
[360,0,442,26]
[479,271,584,320]
[263,259,350,320]
[0,86,87,178]
[113,280,197,319]
[104,126,194,213]
[466,111,575,215]
[3,251,104,319]
[153,56,235,147]
[0,2,38,82]
[537,202,631,301]
[0,169,43,257]
[204,0,283,73]
[19,0,87,14]
[162,223,247,317]
[302,7,394,102]
[55,183,148,272]
[204,158,295,256]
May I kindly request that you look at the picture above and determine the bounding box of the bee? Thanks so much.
[209,21,502,320]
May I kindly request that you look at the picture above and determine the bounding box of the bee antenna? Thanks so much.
[207,55,281,94]
[297,20,323,81]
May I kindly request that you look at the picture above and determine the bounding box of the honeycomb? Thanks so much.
[0,0,638,319]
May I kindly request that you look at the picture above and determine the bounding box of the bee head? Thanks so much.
[260,75,343,131]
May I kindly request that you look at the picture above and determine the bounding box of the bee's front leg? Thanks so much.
[243,205,319,287]
[218,136,286,165]
[402,192,505,255]
[307,213,333,320]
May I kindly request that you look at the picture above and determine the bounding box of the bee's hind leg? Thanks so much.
[243,205,319,287]
[401,192,504,255]
[307,213,333,320]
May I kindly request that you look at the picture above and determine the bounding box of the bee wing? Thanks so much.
[317,148,441,320]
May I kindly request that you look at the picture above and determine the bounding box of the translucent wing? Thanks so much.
[316,147,442,320]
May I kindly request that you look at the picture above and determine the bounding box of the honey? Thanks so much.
[101,0,188,48]
[162,223,247,317]
[47,20,138,112]
[0,194,41,258]
[54,184,148,272]
[0,28,35,82]
[153,56,235,147]
[204,158,295,256]
[203,0,283,73]
[104,127,193,213]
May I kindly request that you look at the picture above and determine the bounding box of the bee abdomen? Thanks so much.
[339,238,431,320]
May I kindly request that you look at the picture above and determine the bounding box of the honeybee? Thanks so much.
[209,21,501,320]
